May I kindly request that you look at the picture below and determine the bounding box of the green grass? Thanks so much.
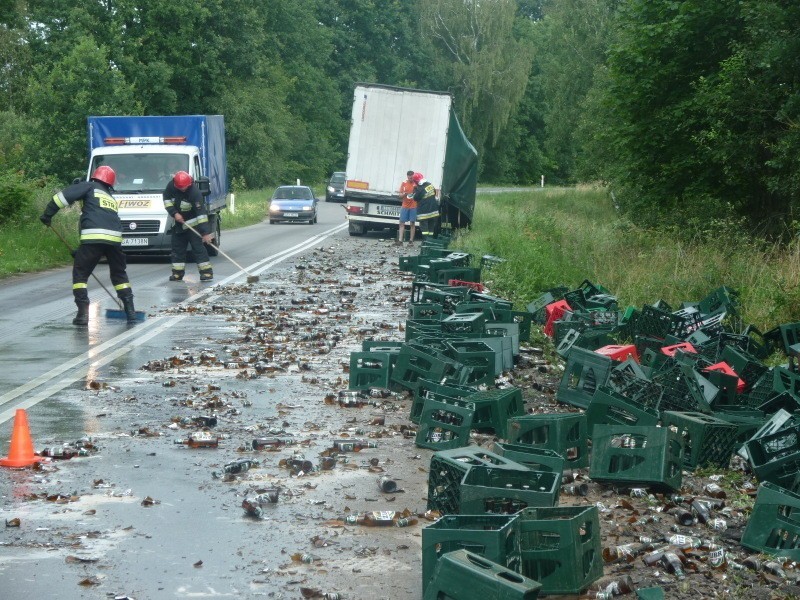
[455,185,800,332]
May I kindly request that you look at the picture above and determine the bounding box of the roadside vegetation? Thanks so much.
[454,187,800,332]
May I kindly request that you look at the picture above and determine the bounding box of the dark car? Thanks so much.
[325,171,347,202]
[269,185,318,224]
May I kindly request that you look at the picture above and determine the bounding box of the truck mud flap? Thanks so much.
[348,222,366,236]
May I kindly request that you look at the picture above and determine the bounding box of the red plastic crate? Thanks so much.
[448,279,485,293]
[704,361,746,393]
[595,344,639,363]
[661,342,697,357]
[543,300,571,338]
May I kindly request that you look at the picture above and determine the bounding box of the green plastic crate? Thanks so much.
[411,379,479,424]
[506,413,588,469]
[464,388,525,438]
[391,343,470,394]
[409,302,445,320]
[557,347,613,410]
[436,267,482,285]
[416,396,476,451]
[585,385,660,436]
[424,550,541,600]
[446,339,501,378]
[662,411,738,470]
[459,466,560,514]
[744,422,800,488]
[348,352,393,390]
[491,442,565,475]
[741,482,800,560]
[589,425,683,492]
[442,312,487,335]
[399,254,421,273]
[485,322,520,356]
[713,405,768,445]
[422,514,521,595]
[428,448,528,514]
[517,506,602,595]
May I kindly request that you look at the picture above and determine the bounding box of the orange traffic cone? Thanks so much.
[0,409,44,468]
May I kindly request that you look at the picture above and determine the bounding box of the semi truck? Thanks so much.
[86,115,227,255]
[343,84,478,237]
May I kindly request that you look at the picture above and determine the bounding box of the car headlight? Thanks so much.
[327,186,334,192]
[302,205,312,211]
[269,205,280,213]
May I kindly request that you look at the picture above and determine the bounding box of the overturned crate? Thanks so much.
[741,482,800,560]
[424,549,542,600]
[422,514,521,595]
[589,425,683,492]
[517,505,603,595]
[507,413,589,469]
[744,421,800,489]
[557,347,613,410]
[492,442,566,475]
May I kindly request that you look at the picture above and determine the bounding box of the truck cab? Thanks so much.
[88,144,211,254]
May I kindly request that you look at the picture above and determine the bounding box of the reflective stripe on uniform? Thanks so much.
[198,262,212,271]
[81,229,123,243]
[54,191,69,208]
[95,191,118,212]
[179,201,193,211]
[164,199,175,209]
[72,282,88,290]
[172,263,186,269]
[183,215,208,228]
[113,282,131,291]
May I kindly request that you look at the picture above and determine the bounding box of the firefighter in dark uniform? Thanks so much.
[163,171,214,282]
[39,165,138,325]
[411,172,439,239]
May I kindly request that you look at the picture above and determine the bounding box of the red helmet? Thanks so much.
[412,172,424,184]
[91,165,116,187]
[173,171,193,191]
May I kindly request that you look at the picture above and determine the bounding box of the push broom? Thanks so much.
[182,222,260,283]
[46,225,146,321]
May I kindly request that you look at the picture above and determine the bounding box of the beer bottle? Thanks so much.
[344,511,418,527]
[660,551,686,579]
[332,439,378,452]
[241,489,280,517]
[703,483,726,499]
[690,498,711,524]
[252,437,295,450]
[707,543,727,570]
[213,458,259,477]
[38,446,78,459]
[175,431,219,448]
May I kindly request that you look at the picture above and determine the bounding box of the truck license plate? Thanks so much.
[375,205,400,217]
[122,237,149,247]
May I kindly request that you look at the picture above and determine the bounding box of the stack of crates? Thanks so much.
[465,388,525,438]
[410,379,478,424]
[589,424,684,492]
[390,343,470,394]
[506,413,589,469]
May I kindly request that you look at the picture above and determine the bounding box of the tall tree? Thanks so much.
[418,0,533,156]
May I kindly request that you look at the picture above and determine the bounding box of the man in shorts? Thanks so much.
[397,170,417,245]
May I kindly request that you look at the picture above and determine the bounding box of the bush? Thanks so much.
[0,170,36,225]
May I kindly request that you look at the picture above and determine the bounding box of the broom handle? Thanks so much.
[182,221,253,275]
[47,225,123,309]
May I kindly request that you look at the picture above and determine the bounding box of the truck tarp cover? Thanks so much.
[346,84,477,225]
[87,115,227,202]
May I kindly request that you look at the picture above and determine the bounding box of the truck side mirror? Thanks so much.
[197,176,211,197]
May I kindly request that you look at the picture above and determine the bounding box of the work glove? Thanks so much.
[40,214,52,226]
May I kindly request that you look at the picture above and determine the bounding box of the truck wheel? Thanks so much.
[206,215,221,257]
[348,222,365,236]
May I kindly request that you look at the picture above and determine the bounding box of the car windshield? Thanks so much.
[330,174,346,184]
[273,187,313,200]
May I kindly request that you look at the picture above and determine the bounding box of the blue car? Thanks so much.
[269,185,318,224]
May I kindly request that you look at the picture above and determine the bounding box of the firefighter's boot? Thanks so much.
[73,302,89,326]
[169,269,185,282]
[121,296,138,324]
